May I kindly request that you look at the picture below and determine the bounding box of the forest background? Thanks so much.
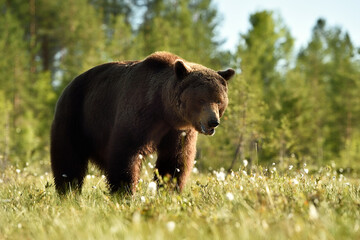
[1,0,360,173]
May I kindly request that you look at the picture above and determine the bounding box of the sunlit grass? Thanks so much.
[1,162,359,240]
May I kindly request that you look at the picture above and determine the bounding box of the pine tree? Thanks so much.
[0,2,34,165]
[136,0,222,66]
[229,11,294,167]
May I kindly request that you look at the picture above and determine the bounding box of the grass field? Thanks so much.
[1,162,360,240]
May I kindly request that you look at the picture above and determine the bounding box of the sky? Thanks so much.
[215,0,360,52]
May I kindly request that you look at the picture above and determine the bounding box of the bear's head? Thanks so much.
[174,60,235,135]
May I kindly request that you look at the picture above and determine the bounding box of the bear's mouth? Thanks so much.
[199,123,216,136]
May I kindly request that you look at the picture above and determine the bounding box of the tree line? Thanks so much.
[1,0,360,171]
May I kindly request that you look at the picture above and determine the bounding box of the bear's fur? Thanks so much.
[50,52,234,194]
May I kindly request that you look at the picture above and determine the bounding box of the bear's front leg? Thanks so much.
[106,136,142,194]
[156,129,197,191]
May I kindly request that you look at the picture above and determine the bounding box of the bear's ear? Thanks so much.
[217,69,235,81]
[174,60,190,80]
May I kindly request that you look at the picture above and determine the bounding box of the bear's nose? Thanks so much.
[208,119,220,128]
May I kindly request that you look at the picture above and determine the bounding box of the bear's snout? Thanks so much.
[195,104,221,136]
[208,119,220,128]
[198,117,219,136]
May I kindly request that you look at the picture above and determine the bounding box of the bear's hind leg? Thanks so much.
[52,157,88,195]
[51,125,89,195]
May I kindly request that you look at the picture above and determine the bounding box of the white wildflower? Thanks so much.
[148,162,154,169]
[225,192,234,201]
[147,181,157,195]
[140,196,146,203]
[139,154,143,160]
[192,167,199,174]
[354,223,359,232]
[262,220,269,230]
[149,154,154,159]
[86,175,91,179]
[304,168,309,174]
[309,204,319,220]
[166,221,176,232]
[16,169,21,174]
[242,170,247,176]
[181,132,187,137]
[272,162,276,166]
[243,159,248,167]
[289,165,293,170]
[215,171,226,181]
[291,178,299,185]
[240,186,244,191]
[132,212,141,224]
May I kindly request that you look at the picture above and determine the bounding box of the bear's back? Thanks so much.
[142,52,181,71]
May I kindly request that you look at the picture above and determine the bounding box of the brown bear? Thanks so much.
[50,51,234,195]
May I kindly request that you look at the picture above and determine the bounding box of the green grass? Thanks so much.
[1,163,360,240]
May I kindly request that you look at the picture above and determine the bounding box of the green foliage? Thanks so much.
[0,91,12,167]
[207,10,296,168]
[293,19,360,165]
[136,0,223,66]
[105,15,135,60]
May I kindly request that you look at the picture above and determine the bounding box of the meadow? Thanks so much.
[1,161,359,240]
[2,1,360,239]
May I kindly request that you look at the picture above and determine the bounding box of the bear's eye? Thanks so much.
[216,101,222,105]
